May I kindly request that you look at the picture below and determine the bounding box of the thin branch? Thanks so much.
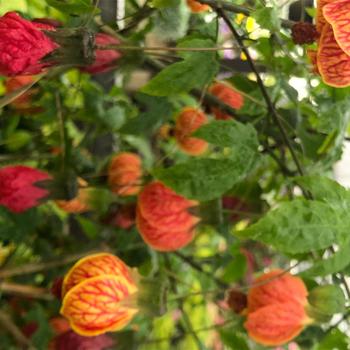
[0,310,35,349]
[0,250,103,279]
[197,0,295,28]
[216,7,307,179]
[0,282,53,300]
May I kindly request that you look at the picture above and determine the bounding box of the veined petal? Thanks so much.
[317,23,350,87]
[60,275,138,336]
[62,253,134,297]
[323,0,350,56]
[316,0,337,33]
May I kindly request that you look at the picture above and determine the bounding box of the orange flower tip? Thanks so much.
[186,0,210,13]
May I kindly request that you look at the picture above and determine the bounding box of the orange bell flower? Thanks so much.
[174,107,209,156]
[60,253,138,336]
[209,82,244,120]
[136,181,200,251]
[108,152,142,196]
[244,269,312,346]
[311,0,350,87]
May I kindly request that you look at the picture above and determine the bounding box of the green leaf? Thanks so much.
[296,175,350,210]
[219,331,249,350]
[315,329,349,350]
[221,253,247,283]
[194,119,259,154]
[141,39,219,96]
[240,199,348,254]
[121,94,174,135]
[301,245,350,278]
[46,0,97,14]
[152,0,178,8]
[154,159,239,201]
[251,6,280,31]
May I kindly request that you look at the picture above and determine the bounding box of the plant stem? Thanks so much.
[197,0,295,28]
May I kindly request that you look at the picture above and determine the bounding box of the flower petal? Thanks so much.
[60,275,138,336]
[316,0,337,33]
[62,253,134,297]
[317,23,350,87]
[323,0,350,56]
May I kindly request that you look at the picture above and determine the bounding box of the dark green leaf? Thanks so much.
[240,199,348,254]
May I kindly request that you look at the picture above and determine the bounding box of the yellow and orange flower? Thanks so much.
[186,0,210,13]
[310,0,350,87]
[136,181,200,251]
[244,269,312,346]
[108,152,142,197]
[174,107,209,156]
[60,253,138,336]
[55,178,91,214]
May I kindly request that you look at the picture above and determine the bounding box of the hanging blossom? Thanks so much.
[174,107,209,156]
[244,270,313,346]
[0,165,50,213]
[308,0,350,87]
[0,12,58,76]
[60,253,139,336]
[136,181,200,251]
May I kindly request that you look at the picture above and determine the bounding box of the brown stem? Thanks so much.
[198,0,295,28]
[0,282,53,300]
[0,250,104,279]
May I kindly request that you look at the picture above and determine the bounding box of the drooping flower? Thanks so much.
[83,33,122,74]
[247,269,308,313]
[245,302,311,347]
[60,253,138,336]
[0,12,57,76]
[309,0,350,87]
[174,107,208,156]
[55,178,91,214]
[108,152,142,197]
[0,165,50,213]
[244,269,312,346]
[136,181,200,251]
[209,82,244,120]
[186,0,210,13]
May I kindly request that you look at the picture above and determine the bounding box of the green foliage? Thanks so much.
[141,39,219,96]
[240,199,348,254]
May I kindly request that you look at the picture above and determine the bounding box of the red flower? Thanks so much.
[0,12,57,76]
[136,181,200,251]
[84,33,122,74]
[209,82,244,120]
[0,165,50,213]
